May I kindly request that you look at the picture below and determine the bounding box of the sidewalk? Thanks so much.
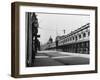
[33,57,63,67]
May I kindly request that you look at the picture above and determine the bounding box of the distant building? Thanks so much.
[44,23,90,54]
[48,36,53,43]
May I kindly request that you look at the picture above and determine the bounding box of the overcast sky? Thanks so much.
[36,13,90,45]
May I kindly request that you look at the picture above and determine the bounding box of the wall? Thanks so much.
[0,0,100,80]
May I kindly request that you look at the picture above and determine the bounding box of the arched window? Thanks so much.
[68,38,69,41]
[79,34,81,39]
[83,33,86,37]
[75,36,77,41]
[73,37,74,40]
[88,32,90,36]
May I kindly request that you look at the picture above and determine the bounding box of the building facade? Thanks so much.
[43,23,90,54]
[26,12,40,67]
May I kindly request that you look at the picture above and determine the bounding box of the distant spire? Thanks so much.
[63,29,65,34]
[49,36,53,43]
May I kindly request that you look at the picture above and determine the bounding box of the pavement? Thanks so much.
[33,50,89,67]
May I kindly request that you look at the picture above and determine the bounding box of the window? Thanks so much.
[73,37,74,40]
[66,39,67,42]
[70,37,72,41]
[68,38,69,41]
[83,33,86,37]
[79,34,81,39]
[88,32,90,36]
[75,36,77,41]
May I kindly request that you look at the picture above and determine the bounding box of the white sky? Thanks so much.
[36,13,90,45]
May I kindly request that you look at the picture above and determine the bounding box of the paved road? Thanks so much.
[33,50,89,67]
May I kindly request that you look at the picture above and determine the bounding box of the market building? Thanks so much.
[43,23,90,54]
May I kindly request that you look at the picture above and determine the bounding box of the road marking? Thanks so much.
[35,56,49,58]
[51,56,72,59]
